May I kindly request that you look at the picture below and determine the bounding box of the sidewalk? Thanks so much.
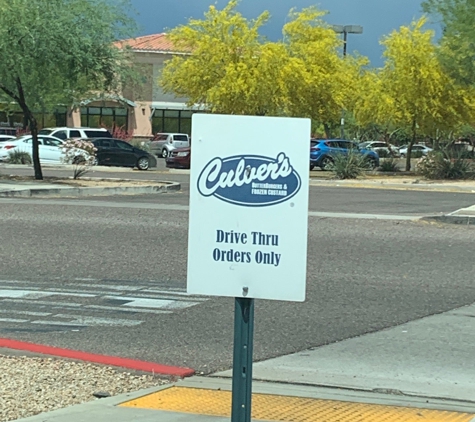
[11,303,475,422]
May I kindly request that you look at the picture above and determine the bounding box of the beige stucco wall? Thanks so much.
[65,51,192,137]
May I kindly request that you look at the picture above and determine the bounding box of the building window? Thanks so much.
[80,106,129,130]
[0,107,67,130]
[151,109,202,135]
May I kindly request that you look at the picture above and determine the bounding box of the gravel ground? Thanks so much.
[0,355,169,422]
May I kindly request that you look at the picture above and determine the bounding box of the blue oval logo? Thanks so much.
[197,153,301,207]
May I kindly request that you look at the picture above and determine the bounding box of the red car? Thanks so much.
[165,147,190,169]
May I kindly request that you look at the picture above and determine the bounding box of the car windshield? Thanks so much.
[38,129,53,135]
[359,142,369,148]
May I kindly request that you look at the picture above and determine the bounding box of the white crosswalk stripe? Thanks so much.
[0,278,207,329]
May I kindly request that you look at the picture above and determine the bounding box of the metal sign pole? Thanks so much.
[231,297,255,422]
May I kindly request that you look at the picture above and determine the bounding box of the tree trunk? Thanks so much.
[19,104,42,180]
[323,123,331,139]
[15,77,42,180]
[29,115,42,180]
[405,118,417,172]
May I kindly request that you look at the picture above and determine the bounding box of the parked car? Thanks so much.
[310,139,379,170]
[166,147,191,169]
[90,138,157,170]
[399,144,433,158]
[358,141,400,157]
[149,133,190,158]
[0,127,18,136]
[39,127,112,140]
[0,135,88,164]
[0,135,15,142]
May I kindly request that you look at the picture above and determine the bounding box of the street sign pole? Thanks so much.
[231,297,255,422]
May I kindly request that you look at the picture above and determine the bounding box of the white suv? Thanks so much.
[150,133,190,158]
[39,127,112,140]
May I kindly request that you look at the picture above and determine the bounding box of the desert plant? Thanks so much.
[415,151,474,179]
[7,150,32,164]
[107,124,134,141]
[379,158,400,172]
[60,138,97,179]
[329,151,370,179]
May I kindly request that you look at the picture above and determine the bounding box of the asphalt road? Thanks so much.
[0,180,475,372]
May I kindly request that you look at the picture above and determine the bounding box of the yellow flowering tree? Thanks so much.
[283,7,368,137]
[160,1,302,116]
[357,18,473,170]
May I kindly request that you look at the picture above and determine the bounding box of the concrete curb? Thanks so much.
[422,215,475,225]
[309,179,475,194]
[0,181,181,197]
[0,338,195,377]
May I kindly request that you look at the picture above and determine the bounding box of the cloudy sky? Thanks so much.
[129,0,436,67]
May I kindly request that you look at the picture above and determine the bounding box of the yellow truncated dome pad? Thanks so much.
[120,386,474,422]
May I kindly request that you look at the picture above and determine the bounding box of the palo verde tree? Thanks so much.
[0,0,136,179]
[371,18,472,170]
[161,1,315,116]
[422,0,475,87]
[283,7,368,138]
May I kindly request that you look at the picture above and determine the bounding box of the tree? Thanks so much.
[358,18,473,170]
[161,1,307,116]
[0,0,136,179]
[283,7,368,138]
[161,2,368,137]
[422,0,475,87]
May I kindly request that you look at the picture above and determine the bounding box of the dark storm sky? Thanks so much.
[129,1,434,67]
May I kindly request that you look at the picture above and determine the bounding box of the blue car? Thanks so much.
[310,139,380,171]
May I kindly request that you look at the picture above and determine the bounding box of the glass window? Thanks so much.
[164,110,180,118]
[54,130,67,140]
[88,107,101,115]
[115,140,133,151]
[84,130,112,138]
[180,118,191,135]
[180,111,193,119]
[102,108,113,116]
[70,130,81,138]
[173,135,189,142]
[163,117,179,133]
[115,108,128,116]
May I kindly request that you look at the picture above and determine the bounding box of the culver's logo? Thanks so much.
[197,153,301,207]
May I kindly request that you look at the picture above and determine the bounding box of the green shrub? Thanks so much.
[379,158,399,172]
[7,150,32,164]
[329,151,370,179]
[415,151,474,180]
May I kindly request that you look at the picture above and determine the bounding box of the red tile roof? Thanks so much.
[115,33,184,53]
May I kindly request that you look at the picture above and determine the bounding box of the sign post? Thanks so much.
[231,298,254,422]
[187,114,310,422]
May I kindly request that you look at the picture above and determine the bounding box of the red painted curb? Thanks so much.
[0,338,195,378]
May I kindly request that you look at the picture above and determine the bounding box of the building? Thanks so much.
[0,33,200,137]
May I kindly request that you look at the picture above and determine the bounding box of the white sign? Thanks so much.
[187,114,310,302]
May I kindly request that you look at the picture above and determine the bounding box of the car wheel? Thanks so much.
[92,157,99,166]
[310,164,315,171]
[137,156,150,170]
[400,153,406,158]
[320,156,333,171]
[366,157,378,170]
[161,148,169,158]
